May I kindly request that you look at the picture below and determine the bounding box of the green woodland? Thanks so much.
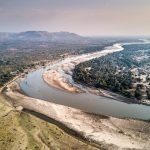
[73,44,150,101]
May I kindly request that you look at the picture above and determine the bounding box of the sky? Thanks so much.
[0,0,150,36]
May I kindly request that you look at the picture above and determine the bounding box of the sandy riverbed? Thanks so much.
[43,43,123,94]
[3,80,150,150]
[43,69,80,93]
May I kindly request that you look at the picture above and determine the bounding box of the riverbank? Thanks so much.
[43,67,141,105]
[0,94,99,150]
[3,79,150,150]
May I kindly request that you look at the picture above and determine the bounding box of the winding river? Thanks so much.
[20,42,150,120]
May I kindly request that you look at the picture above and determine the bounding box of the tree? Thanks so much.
[135,89,143,100]
[123,91,132,98]
[146,89,150,99]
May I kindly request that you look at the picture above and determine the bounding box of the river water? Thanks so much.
[20,42,150,120]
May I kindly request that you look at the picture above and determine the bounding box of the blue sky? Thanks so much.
[0,0,150,36]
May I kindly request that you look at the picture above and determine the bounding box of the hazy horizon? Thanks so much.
[0,0,150,36]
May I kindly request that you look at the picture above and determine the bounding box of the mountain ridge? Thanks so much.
[0,31,87,43]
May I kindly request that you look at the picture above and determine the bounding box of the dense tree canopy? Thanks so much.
[73,44,150,101]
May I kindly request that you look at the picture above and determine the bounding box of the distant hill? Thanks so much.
[0,31,88,44]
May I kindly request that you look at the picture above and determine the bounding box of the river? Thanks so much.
[20,42,150,120]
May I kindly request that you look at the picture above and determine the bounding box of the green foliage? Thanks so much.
[73,43,150,101]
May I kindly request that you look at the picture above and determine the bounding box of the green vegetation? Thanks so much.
[0,39,112,87]
[0,34,139,87]
[73,43,150,101]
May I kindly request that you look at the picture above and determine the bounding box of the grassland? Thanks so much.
[0,95,99,150]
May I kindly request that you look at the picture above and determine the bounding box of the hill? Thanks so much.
[0,31,87,44]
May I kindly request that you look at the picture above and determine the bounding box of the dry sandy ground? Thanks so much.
[0,94,99,150]
[43,69,80,93]
[4,80,150,150]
